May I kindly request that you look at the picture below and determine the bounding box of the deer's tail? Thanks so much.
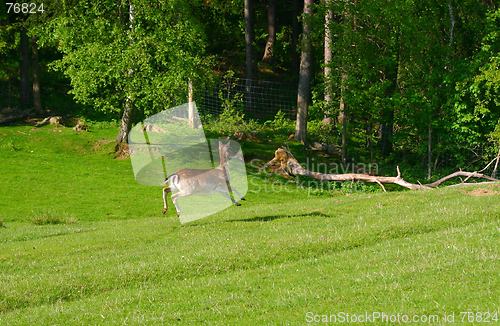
[164,173,179,189]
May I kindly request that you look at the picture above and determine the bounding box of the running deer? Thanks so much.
[162,139,244,216]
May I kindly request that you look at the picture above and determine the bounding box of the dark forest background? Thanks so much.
[0,0,498,177]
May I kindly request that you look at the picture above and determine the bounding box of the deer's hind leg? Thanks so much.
[171,193,181,217]
[162,186,171,214]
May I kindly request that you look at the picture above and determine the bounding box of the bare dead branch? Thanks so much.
[264,148,499,191]
[425,171,498,188]
[375,180,387,192]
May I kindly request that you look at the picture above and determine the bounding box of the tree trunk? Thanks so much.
[115,97,133,152]
[19,29,31,110]
[380,109,394,156]
[448,0,455,46]
[262,0,276,63]
[290,0,300,72]
[295,0,313,143]
[339,71,347,163]
[31,36,42,114]
[323,0,333,108]
[381,30,400,157]
[188,79,197,128]
[244,0,255,78]
[338,2,354,163]
[115,1,135,153]
[367,122,374,163]
[427,123,432,179]
[244,0,255,110]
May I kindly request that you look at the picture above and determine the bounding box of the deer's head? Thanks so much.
[218,137,232,166]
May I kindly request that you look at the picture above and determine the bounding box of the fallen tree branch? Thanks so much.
[426,171,498,188]
[264,148,499,190]
[479,154,499,173]
[492,147,500,178]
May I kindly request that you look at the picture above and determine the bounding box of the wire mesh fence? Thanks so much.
[197,77,297,120]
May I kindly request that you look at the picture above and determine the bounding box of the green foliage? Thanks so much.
[453,8,500,154]
[263,110,294,135]
[204,108,267,137]
[213,105,246,133]
[84,119,119,131]
[0,0,498,174]
[308,0,498,169]
[205,75,298,139]
[204,108,298,142]
[204,73,255,135]
[35,0,214,118]
[304,180,382,197]
[490,121,500,145]
[218,71,245,114]
[339,181,381,194]
[307,119,336,144]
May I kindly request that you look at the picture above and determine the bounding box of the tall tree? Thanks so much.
[339,71,347,162]
[380,30,400,157]
[244,0,255,109]
[31,36,41,113]
[262,0,276,63]
[290,0,300,72]
[115,1,135,152]
[295,0,313,143]
[19,28,30,110]
[36,0,212,152]
[323,0,333,107]
[338,2,352,163]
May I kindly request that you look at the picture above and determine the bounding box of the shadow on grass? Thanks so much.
[227,211,330,223]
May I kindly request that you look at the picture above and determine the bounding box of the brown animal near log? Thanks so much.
[264,148,499,191]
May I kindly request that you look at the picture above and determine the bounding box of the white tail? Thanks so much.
[162,139,244,215]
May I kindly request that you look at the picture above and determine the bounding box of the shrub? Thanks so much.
[307,119,337,144]
[339,181,381,194]
[265,110,294,134]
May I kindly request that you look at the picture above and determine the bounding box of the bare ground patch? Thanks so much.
[465,187,500,197]
[92,139,114,152]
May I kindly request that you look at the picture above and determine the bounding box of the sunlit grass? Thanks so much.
[0,125,498,324]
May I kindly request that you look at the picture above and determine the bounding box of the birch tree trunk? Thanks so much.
[295,0,313,143]
[339,71,347,163]
[323,0,333,107]
[262,0,276,63]
[115,1,135,153]
[188,79,197,129]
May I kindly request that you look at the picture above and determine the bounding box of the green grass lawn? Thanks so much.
[0,125,499,324]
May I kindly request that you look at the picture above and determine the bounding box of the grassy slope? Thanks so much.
[0,126,498,324]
